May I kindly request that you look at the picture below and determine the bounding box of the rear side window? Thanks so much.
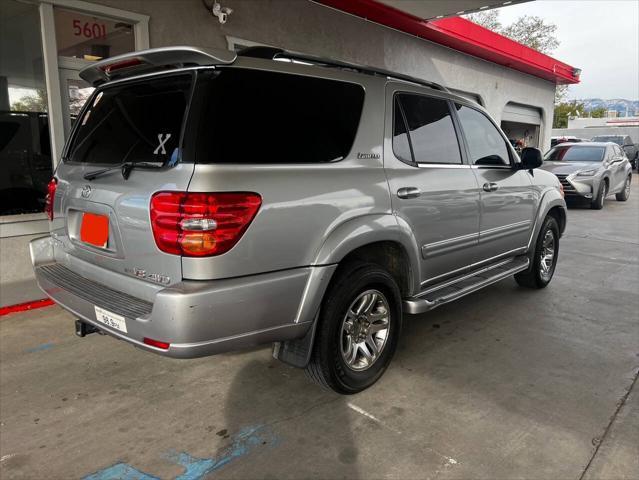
[194,68,364,163]
[455,104,511,166]
[67,74,192,165]
[393,94,462,164]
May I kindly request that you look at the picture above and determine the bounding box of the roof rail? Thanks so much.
[238,46,449,92]
[80,46,237,86]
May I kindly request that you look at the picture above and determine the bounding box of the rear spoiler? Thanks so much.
[79,46,237,86]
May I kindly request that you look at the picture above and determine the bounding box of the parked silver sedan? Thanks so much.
[541,142,632,209]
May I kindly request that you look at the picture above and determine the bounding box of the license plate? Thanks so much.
[80,213,109,248]
[94,306,127,333]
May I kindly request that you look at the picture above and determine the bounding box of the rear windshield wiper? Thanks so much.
[83,161,167,181]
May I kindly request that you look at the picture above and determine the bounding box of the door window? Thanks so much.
[394,94,462,164]
[455,104,511,166]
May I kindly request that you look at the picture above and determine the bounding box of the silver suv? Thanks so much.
[30,46,567,394]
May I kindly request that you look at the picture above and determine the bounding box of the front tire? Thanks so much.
[591,180,607,210]
[515,216,559,289]
[616,175,631,201]
[305,262,402,394]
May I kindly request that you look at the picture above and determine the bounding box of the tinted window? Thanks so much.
[544,146,606,162]
[592,136,623,145]
[195,69,364,163]
[67,74,192,165]
[0,112,52,215]
[455,104,510,166]
[392,98,412,163]
[395,94,461,164]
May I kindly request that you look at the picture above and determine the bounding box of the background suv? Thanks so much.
[31,46,567,394]
[541,142,632,209]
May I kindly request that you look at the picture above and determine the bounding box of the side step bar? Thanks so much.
[403,256,530,314]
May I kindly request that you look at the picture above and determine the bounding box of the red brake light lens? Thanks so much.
[45,177,57,220]
[150,192,262,257]
[99,58,143,75]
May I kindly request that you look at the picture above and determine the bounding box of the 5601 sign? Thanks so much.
[72,19,107,39]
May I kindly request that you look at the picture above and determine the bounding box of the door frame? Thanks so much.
[38,0,149,168]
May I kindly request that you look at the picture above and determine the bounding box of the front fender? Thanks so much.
[312,213,422,295]
[529,186,567,250]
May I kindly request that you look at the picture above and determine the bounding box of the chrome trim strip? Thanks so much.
[406,258,530,314]
[479,220,532,243]
[417,163,471,169]
[471,165,512,170]
[417,257,515,297]
[421,232,479,258]
[420,246,528,286]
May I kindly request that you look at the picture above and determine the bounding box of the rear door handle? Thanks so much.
[482,182,498,192]
[397,187,421,199]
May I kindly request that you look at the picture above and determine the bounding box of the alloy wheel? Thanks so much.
[539,229,556,281]
[340,289,390,371]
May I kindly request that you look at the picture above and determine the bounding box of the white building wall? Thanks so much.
[97,0,556,149]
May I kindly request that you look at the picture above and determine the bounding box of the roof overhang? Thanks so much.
[315,0,580,85]
[376,0,531,21]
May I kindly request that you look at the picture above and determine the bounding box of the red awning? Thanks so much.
[316,0,580,85]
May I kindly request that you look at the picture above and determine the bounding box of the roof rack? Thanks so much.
[238,46,449,93]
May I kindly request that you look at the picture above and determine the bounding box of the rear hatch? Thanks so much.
[51,72,195,288]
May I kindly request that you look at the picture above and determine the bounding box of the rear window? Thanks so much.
[544,146,606,162]
[194,68,364,163]
[66,74,192,165]
[592,136,622,145]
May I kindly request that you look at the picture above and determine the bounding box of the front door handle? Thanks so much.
[482,182,499,192]
[397,187,421,199]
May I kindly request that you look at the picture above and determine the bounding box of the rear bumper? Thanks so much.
[30,236,335,358]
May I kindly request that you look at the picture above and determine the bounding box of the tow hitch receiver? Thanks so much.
[75,320,101,337]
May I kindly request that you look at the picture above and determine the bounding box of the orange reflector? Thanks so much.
[143,337,170,350]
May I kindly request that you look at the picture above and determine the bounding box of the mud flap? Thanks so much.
[272,312,319,368]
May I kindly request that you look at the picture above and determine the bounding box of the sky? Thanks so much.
[494,0,639,100]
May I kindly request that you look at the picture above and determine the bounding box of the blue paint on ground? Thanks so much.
[25,342,54,353]
[166,424,278,480]
[83,425,277,480]
[83,463,160,480]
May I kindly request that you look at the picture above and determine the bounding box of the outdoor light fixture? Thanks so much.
[573,68,582,77]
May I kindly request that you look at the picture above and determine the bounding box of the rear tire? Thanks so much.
[305,261,402,394]
[591,180,607,210]
[515,216,559,289]
[616,175,631,201]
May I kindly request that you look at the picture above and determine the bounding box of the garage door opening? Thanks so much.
[500,102,542,151]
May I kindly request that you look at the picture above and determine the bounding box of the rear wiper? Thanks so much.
[83,161,166,181]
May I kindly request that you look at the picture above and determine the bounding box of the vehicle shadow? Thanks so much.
[218,355,361,479]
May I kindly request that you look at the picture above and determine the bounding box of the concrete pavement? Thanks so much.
[1,177,638,479]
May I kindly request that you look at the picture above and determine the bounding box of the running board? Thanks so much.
[403,256,530,314]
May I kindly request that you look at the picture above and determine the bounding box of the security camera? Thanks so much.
[212,1,233,24]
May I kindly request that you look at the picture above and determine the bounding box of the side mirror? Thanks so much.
[519,147,543,170]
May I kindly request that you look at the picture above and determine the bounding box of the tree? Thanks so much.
[555,85,569,105]
[10,89,48,112]
[463,10,502,31]
[553,101,585,128]
[590,107,607,118]
[464,11,559,55]
[501,16,559,54]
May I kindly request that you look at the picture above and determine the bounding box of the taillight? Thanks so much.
[150,192,262,257]
[44,177,57,220]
